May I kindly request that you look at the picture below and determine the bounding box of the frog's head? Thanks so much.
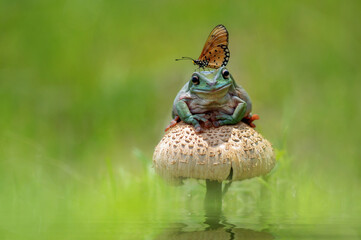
[188,67,234,100]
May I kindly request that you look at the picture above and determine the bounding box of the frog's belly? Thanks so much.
[188,100,235,115]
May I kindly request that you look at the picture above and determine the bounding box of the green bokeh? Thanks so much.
[1,0,361,239]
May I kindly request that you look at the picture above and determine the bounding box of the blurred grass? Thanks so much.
[1,0,361,239]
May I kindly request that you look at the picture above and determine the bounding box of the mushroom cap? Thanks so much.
[153,122,275,182]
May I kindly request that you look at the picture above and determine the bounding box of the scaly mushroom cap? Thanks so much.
[153,122,275,182]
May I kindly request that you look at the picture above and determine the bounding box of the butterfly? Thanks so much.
[176,24,230,69]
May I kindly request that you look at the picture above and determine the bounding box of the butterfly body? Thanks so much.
[192,59,209,68]
[177,25,230,69]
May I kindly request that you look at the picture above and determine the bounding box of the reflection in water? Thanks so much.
[156,227,273,240]
[156,200,273,240]
[155,215,273,240]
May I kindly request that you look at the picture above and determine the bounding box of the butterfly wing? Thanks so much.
[197,25,230,68]
[204,45,230,68]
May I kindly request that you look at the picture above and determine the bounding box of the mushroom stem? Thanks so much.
[204,180,222,219]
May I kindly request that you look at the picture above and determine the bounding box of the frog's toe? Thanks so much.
[215,113,231,120]
[165,116,180,132]
[193,114,207,122]
[216,115,238,126]
[215,114,234,123]
[191,121,203,133]
[212,121,220,128]
[217,120,230,126]
[242,114,260,128]
[195,126,203,133]
[204,120,213,128]
[251,114,260,121]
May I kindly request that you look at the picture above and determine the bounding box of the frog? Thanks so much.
[165,66,259,133]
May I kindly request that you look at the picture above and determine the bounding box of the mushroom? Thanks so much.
[153,121,275,211]
[153,122,275,182]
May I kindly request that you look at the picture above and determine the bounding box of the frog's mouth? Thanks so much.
[193,83,231,98]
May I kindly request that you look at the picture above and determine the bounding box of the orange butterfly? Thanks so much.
[176,24,230,69]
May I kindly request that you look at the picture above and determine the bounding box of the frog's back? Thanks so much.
[233,83,252,116]
[172,82,190,118]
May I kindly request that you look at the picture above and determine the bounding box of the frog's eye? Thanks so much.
[191,75,199,85]
[222,69,230,79]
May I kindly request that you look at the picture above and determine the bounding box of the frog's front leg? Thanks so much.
[215,100,247,126]
[176,100,207,133]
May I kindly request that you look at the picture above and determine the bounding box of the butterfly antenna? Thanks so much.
[175,57,195,61]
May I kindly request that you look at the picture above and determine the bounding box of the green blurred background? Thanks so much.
[1,0,361,239]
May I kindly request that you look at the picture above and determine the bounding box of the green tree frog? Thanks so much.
[166,67,259,133]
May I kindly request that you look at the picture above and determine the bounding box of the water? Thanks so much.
[28,213,357,240]
[1,179,360,240]
[1,157,360,240]
[152,208,360,240]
